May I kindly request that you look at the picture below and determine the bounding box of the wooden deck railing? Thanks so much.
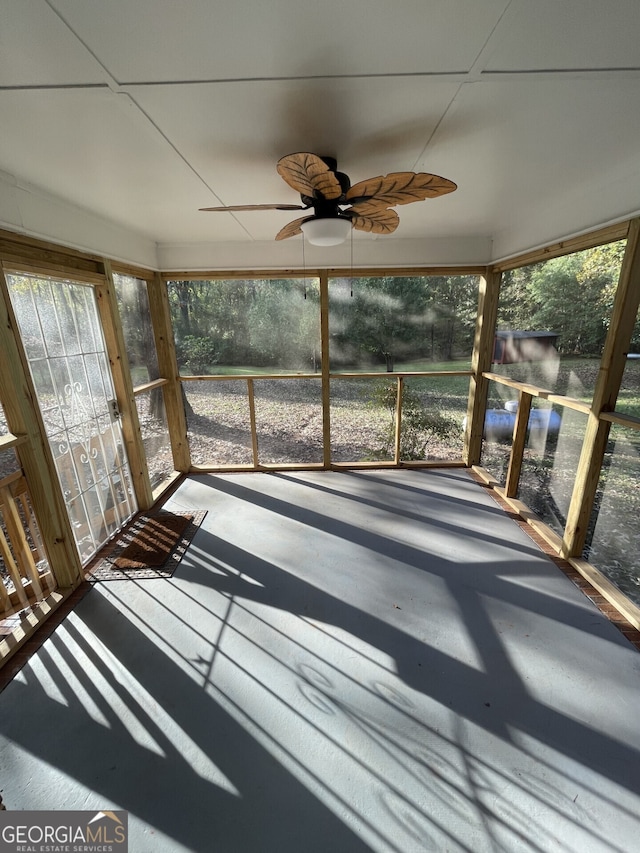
[0,470,55,614]
[477,371,640,631]
[181,370,473,470]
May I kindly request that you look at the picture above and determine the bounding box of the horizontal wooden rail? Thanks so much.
[180,372,321,382]
[330,370,473,379]
[0,590,67,668]
[161,266,485,281]
[181,370,472,382]
[2,259,106,285]
[600,410,640,430]
[0,434,27,451]
[483,372,592,414]
[544,393,592,415]
[484,373,640,427]
[490,222,629,273]
[132,377,169,395]
[162,269,322,281]
[0,470,22,488]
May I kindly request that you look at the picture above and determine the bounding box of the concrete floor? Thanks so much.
[1,468,640,852]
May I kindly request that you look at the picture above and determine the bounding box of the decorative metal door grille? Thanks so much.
[6,273,137,563]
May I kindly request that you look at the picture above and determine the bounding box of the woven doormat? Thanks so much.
[85,509,207,582]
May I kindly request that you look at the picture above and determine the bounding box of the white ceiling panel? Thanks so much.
[430,77,640,251]
[49,0,510,82]
[483,0,640,71]
[0,0,107,86]
[0,88,246,242]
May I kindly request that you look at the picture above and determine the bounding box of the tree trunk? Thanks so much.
[181,383,194,421]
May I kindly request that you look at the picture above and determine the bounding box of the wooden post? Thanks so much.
[394,376,404,464]
[247,378,259,468]
[98,261,153,511]
[0,264,83,588]
[504,392,532,498]
[464,269,501,466]
[562,219,640,557]
[320,271,331,468]
[147,272,191,472]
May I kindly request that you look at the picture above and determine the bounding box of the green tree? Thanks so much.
[167,278,321,371]
[177,335,219,374]
[497,266,537,330]
[248,279,320,369]
[529,255,607,354]
[496,241,626,357]
[578,241,626,338]
[331,275,477,369]
[425,276,478,361]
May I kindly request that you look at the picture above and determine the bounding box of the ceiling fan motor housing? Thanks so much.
[303,195,347,219]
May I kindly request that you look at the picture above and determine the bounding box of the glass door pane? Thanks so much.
[6,273,137,562]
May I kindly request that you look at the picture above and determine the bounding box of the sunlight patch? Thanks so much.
[28,656,69,707]
[45,634,111,730]
[68,613,240,796]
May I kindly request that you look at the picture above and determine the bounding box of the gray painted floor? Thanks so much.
[1,469,640,852]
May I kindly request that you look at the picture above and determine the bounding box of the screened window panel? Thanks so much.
[586,425,640,605]
[495,240,626,398]
[183,380,253,466]
[330,377,394,463]
[479,380,514,487]
[135,389,174,490]
[617,304,640,418]
[166,278,321,375]
[254,378,323,465]
[328,275,479,372]
[401,377,467,461]
[517,405,588,537]
[113,274,161,386]
[0,404,8,437]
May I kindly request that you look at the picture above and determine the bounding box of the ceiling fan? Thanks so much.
[200,152,457,245]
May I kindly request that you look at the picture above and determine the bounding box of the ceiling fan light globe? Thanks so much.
[301,217,352,246]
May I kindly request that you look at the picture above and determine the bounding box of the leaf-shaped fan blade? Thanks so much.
[345,172,457,207]
[277,153,342,201]
[274,215,313,241]
[199,203,307,211]
[346,207,400,235]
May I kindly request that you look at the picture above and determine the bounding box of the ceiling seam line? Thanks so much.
[482,66,640,75]
[119,91,255,241]
[116,72,470,87]
[0,84,111,92]
[409,84,466,173]
[44,0,122,90]
[5,65,640,93]
[4,65,638,94]
[4,64,640,94]
[466,0,516,76]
